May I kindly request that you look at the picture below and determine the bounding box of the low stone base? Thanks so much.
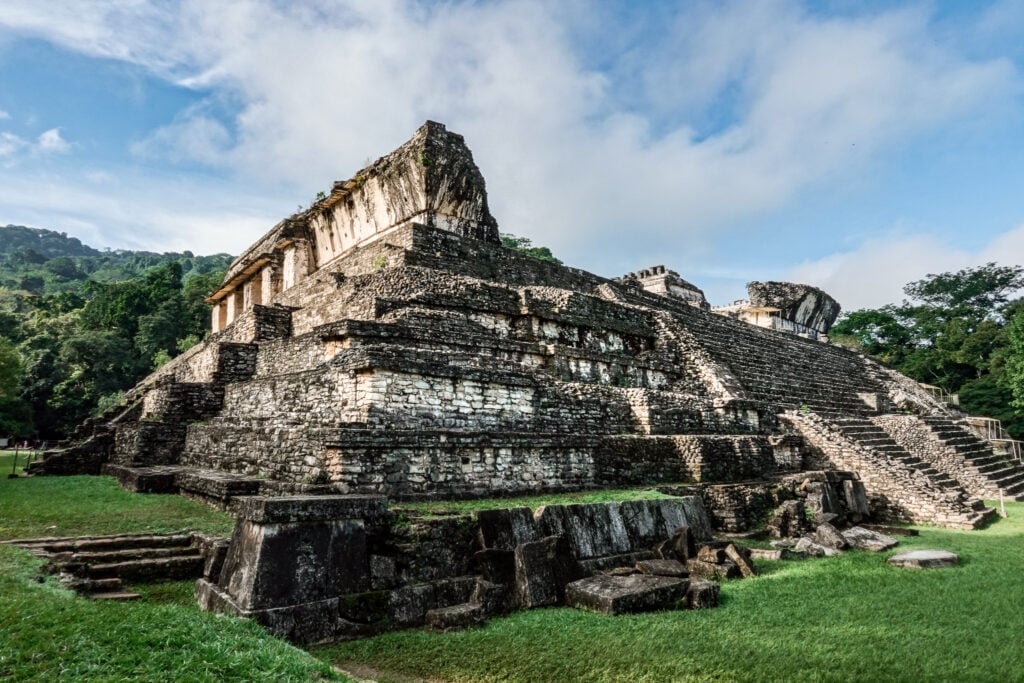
[177,470,263,510]
[887,550,959,569]
[195,579,346,644]
[425,603,487,632]
[101,464,182,493]
[565,574,689,615]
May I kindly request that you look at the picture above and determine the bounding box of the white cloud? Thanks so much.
[0,110,10,120]
[36,127,70,154]
[0,0,1019,272]
[785,224,1024,312]
[0,132,28,161]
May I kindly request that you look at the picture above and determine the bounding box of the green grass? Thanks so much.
[4,468,1022,681]
[0,470,235,539]
[0,546,342,681]
[0,470,344,681]
[315,503,1024,682]
[396,486,673,516]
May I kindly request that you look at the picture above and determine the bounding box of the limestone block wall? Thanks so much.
[873,415,999,498]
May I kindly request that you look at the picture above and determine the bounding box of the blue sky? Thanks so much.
[1,0,1023,311]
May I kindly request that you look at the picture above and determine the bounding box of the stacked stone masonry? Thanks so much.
[31,121,998,529]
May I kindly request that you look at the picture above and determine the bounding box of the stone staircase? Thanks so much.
[920,416,1024,501]
[790,412,994,529]
[8,532,212,601]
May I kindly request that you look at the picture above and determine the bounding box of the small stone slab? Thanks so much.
[748,548,783,561]
[842,526,899,552]
[565,574,688,615]
[635,559,688,577]
[425,602,486,631]
[686,579,719,609]
[794,537,841,557]
[888,550,959,569]
[814,522,849,551]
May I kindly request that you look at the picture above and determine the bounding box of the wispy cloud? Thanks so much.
[0,1,1020,307]
[36,127,70,154]
[0,110,10,120]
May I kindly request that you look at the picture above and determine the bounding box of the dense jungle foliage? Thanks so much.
[0,225,233,440]
[831,262,1024,438]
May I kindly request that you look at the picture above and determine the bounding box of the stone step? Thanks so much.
[50,545,199,566]
[88,591,141,601]
[84,555,205,581]
[12,533,193,554]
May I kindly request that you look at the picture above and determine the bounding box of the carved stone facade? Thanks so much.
[34,121,1023,530]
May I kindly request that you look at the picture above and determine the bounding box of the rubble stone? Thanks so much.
[842,526,900,552]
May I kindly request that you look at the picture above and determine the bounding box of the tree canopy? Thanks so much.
[831,263,1024,437]
[0,225,232,439]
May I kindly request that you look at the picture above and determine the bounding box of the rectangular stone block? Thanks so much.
[474,507,539,550]
[219,518,368,610]
[686,579,720,609]
[843,479,871,517]
[565,574,688,615]
[514,535,578,608]
[534,504,631,559]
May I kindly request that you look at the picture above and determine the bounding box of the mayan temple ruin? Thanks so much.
[26,121,1024,642]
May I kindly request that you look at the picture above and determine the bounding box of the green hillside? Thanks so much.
[0,225,234,441]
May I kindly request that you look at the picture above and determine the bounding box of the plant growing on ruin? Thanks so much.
[372,254,388,271]
[315,191,327,202]
[418,154,432,167]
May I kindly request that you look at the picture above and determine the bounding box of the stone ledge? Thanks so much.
[231,494,388,523]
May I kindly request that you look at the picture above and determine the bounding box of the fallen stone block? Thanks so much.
[686,579,720,609]
[724,544,756,578]
[861,524,918,537]
[565,574,689,615]
[842,526,899,552]
[888,550,959,569]
[635,559,688,577]
[686,559,741,580]
[814,522,849,551]
[514,535,578,608]
[794,537,841,558]
[698,545,727,563]
[425,602,486,632]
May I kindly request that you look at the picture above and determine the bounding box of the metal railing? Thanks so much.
[964,416,1024,464]
[920,383,960,407]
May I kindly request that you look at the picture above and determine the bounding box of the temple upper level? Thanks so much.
[206,121,499,332]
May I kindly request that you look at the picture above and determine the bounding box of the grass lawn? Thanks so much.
[3,468,1023,682]
[0,467,236,540]
[0,469,343,681]
[315,503,1024,682]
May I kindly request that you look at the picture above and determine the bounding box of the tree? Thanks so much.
[500,234,562,264]
[0,338,32,436]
